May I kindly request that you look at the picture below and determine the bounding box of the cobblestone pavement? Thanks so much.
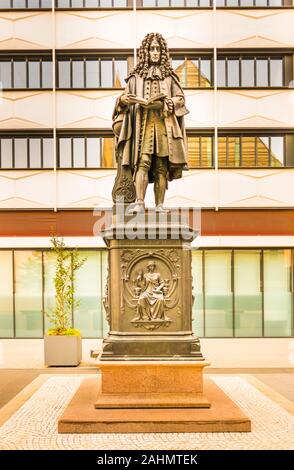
[0,375,294,450]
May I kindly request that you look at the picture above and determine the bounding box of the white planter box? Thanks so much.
[44,335,82,366]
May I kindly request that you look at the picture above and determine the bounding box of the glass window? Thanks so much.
[256,136,269,167]
[172,59,186,87]
[28,61,40,88]
[0,61,12,89]
[270,59,283,87]
[74,251,103,338]
[58,61,71,88]
[1,1,11,7]
[15,251,43,338]
[241,136,256,167]
[72,60,84,88]
[227,59,239,87]
[101,137,115,168]
[192,251,204,337]
[201,136,213,167]
[241,59,254,87]
[14,0,26,7]
[14,138,27,168]
[187,137,200,167]
[256,59,269,87]
[41,61,53,88]
[235,250,262,337]
[200,59,211,87]
[1,139,13,168]
[217,59,226,87]
[204,250,233,337]
[187,59,200,88]
[85,0,99,6]
[59,138,72,168]
[227,136,241,167]
[73,138,85,168]
[0,251,13,338]
[29,138,42,168]
[264,250,292,337]
[86,60,99,88]
[114,60,127,88]
[14,61,27,88]
[43,138,54,168]
[100,60,113,87]
[87,137,100,167]
[270,136,284,167]
[101,249,109,336]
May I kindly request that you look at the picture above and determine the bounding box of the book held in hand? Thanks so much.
[127,93,167,106]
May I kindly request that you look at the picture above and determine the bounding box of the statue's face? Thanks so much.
[149,39,161,65]
[148,263,155,272]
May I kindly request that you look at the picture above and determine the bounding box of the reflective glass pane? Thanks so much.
[192,251,204,337]
[71,0,84,6]
[1,139,13,168]
[227,0,238,5]
[85,0,99,6]
[217,59,226,87]
[114,60,127,87]
[14,138,28,168]
[73,138,85,168]
[201,136,213,167]
[41,61,53,88]
[28,61,40,88]
[256,59,269,87]
[158,0,170,5]
[101,250,109,336]
[15,251,43,338]
[57,0,70,7]
[217,137,227,167]
[200,59,211,87]
[86,60,99,88]
[227,60,239,87]
[142,0,156,5]
[255,0,268,5]
[42,0,53,6]
[199,0,210,5]
[270,136,284,167]
[264,250,292,336]
[59,138,72,168]
[72,60,84,88]
[171,0,185,7]
[0,251,13,338]
[270,59,283,87]
[235,250,262,337]
[43,138,54,168]
[74,251,102,338]
[241,59,254,87]
[1,1,11,7]
[29,138,42,168]
[187,59,200,88]
[205,250,233,337]
[44,251,57,333]
[86,137,100,167]
[241,137,256,166]
[101,137,115,167]
[0,61,12,89]
[100,60,113,87]
[227,136,241,167]
[14,0,26,7]
[172,59,186,87]
[14,61,27,88]
[256,136,269,167]
[58,61,71,88]
[187,137,200,168]
[100,0,113,5]
[114,0,127,5]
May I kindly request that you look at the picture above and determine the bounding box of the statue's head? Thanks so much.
[130,32,174,79]
[147,260,156,272]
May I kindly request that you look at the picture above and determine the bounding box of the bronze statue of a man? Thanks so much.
[112,32,189,213]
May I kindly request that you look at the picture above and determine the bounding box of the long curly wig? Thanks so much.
[130,33,175,79]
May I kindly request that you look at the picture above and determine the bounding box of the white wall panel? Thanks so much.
[217,90,294,128]
[0,171,54,209]
[217,9,294,49]
[0,12,52,50]
[0,92,53,129]
[56,11,135,49]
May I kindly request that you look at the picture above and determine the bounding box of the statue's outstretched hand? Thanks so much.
[120,93,137,106]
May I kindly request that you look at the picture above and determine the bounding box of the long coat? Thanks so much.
[112,72,189,182]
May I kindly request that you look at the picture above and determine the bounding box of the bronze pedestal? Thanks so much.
[100,210,204,362]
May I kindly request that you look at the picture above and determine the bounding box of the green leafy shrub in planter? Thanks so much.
[45,236,86,336]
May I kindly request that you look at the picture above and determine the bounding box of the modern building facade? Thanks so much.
[0,2,293,364]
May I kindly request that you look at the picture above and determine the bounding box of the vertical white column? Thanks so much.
[52,0,57,212]
[133,0,137,66]
[213,0,219,211]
